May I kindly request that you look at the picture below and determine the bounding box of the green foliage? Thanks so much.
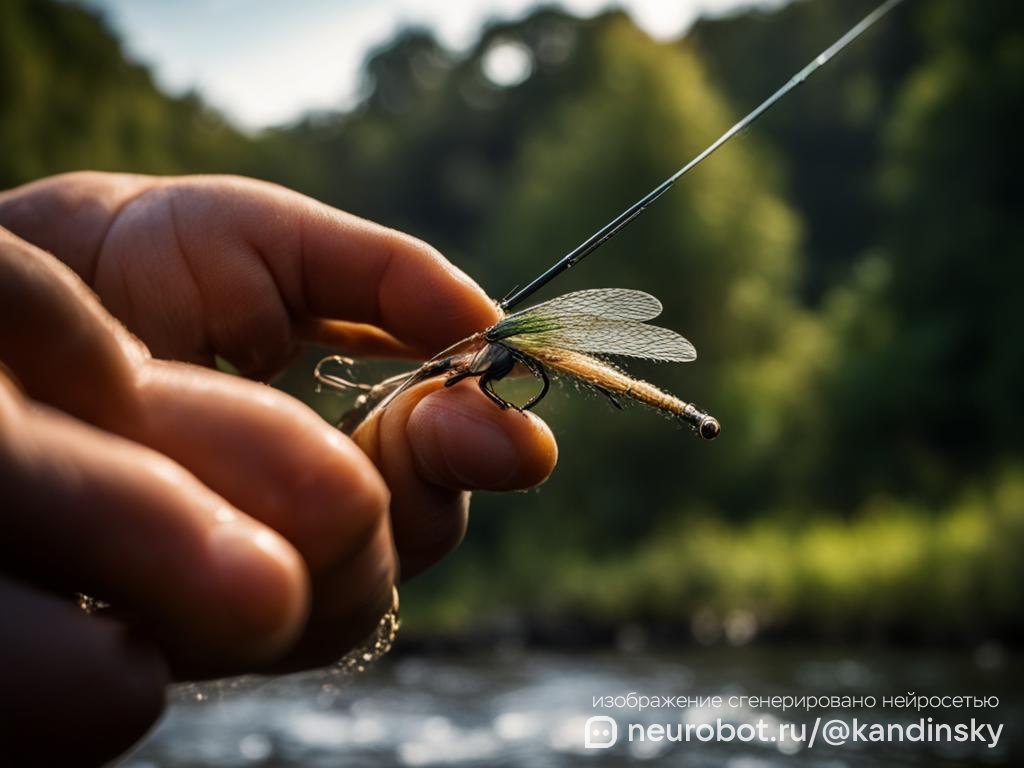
[402,467,1024,643]
[689,0,921,296]
[3,0,1021,641]
[814,0,1024,504]
[0,0,255,186]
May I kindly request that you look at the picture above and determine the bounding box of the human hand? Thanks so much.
[0,173,557,765]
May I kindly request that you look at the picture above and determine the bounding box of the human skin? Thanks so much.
[0,173,558,766]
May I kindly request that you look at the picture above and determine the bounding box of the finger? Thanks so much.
[128,359,399,671]
[0,172,157,282]
[0,378,309,676]
[0,228,394,674]
[0,577,168,768]
[1,174,501,370]
[297,209,501,354]
[407,384,559,491]
[165,177,501,357]
[0,225,144,429]
[353,379,557,580]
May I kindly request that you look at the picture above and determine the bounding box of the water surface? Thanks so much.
[121,646,1019,767]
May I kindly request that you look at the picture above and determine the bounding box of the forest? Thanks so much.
[3,0,1022,644]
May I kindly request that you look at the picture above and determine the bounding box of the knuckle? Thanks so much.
[342,462,392,541]
[395,491,470,581]
[293,437,391,573]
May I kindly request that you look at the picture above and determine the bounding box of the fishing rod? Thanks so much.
[499,0,907,311]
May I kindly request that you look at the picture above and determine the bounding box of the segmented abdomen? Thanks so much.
[527,348,690,417]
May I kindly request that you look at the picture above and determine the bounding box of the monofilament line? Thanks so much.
[499,0,907,311]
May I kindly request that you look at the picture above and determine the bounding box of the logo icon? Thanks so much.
[584,716,617,749]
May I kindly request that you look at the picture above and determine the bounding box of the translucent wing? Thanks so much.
[508,317,695,362]
[492,289,696,363]
[506,288,663,322]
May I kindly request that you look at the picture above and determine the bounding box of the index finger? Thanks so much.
[191,177,502,356]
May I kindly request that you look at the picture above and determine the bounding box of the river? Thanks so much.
[120,645,1019,767]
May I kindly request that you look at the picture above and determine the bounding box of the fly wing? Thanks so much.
[506,316,696,362]
[504,288,663,323]
[491,288,695,362]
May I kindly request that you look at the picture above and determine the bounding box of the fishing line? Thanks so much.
[499,0,907,311]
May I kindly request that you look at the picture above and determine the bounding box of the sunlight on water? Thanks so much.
[120,648,1019,767]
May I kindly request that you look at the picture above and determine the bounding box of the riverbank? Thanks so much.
[399,468,1024,647]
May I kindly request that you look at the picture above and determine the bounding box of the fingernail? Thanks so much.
[208,524,307,656]
[408,393,520,489]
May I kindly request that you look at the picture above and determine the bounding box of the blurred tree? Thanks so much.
[813,0,1024,504]
[0,0,255,187]
[689,0,920,299]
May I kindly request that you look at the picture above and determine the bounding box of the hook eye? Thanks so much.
[314,355,374,393]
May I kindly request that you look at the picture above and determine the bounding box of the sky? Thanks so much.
[81,0,786,130]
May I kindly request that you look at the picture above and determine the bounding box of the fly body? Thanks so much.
[519,347,720,440]
[445,288,719,439]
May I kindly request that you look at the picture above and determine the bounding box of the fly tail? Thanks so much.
[681,403,721,440]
